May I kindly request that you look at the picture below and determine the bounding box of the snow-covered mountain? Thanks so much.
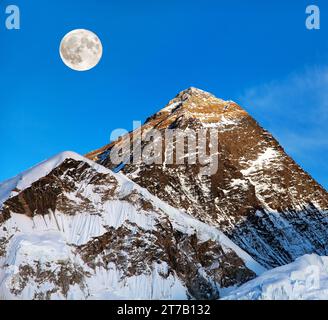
[0,151,263,300]
[88,87,328,269]
[1,87,328,300]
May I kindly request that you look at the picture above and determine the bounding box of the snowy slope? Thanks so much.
[0,151,263,300]
[223,254,328,300]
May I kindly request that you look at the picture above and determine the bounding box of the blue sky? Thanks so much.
[1,0,328,188]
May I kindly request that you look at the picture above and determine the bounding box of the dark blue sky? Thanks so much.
[1,0,328,188]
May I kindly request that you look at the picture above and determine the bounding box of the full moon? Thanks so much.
[59,29,103,71]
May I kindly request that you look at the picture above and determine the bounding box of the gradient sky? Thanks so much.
[1,0,328,188]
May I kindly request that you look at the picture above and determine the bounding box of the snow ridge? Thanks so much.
[0,151,111,208]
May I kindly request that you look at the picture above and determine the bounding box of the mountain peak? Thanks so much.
[176,87,215,98]
[170,87,223,105]
[88,87,328,270]
[2,86,328,300]
[146,87,247,129]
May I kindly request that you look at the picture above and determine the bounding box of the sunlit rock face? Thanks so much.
[88,87,328,269]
